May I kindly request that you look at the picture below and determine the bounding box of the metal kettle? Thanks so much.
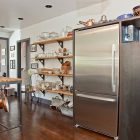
[99,15,108,23]
[79,19,95,27]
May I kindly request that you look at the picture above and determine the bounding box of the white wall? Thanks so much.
[0,31,11,38]
[20,0,140,43]
[9,30,21,77]
[9,0,140,99]
[9,30,21,89]
[10,0,140,46]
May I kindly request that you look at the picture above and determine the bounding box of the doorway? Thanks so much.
[0,37,9,77]
[17,38,30,90]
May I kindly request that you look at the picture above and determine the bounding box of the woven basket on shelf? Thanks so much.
[61,66,71,74]
[61,61,71,74]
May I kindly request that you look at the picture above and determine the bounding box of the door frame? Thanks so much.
[17,38,30,78]
[0,37,9,76]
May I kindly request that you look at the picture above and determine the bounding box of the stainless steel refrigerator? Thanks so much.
[74,24,120,138]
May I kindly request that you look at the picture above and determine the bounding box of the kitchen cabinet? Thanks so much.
[119,17,140,140]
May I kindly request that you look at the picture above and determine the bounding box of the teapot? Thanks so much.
[79,19,95,27]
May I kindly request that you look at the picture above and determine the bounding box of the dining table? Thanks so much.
[0,76,22,133]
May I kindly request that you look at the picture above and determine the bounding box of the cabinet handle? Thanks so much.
[76,94,116,102]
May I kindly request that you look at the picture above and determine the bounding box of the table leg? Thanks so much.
[17,83,22,126]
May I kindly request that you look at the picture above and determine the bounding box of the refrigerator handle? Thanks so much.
[76,94,116,102]
[112,44,116,93]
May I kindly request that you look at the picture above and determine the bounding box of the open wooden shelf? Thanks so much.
[37,72,73,77]
[37,88,73,96]
[47,90,73,96]
[32,36,73,45]
[35,55,73,60]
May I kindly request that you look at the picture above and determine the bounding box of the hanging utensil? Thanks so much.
[3,95,9,112]
[0,90,9,112]
[133,5,140,16]
[0,99,3,109]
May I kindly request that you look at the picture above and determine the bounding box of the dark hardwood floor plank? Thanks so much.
[0,96,112,140]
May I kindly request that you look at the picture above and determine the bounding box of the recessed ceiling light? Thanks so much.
[18,18,24,20]
[0,26,5,28]
[45,5,52,8]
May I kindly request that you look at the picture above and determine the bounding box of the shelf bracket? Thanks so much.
[42,90,46,95]
[58,76,64,83]
[39,74,45,80]
[57,58,63,64]
[58,93,64,99]
[57,41,63,48]
[39,44,45,52]
[39,59,45,66]
[39,89,45,95]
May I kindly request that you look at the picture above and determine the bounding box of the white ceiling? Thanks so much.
[0,0,105,32]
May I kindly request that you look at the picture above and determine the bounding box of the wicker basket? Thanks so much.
[61,66,71,74]
[133,5,140,16]
[37,68,53,74]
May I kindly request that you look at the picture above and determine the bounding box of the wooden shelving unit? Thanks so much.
[47,90,73,96]
[37,72,73,77]
[36,88,73,96]
[35,55,73,60]
[31,35,73,97]
[32,36,73,45]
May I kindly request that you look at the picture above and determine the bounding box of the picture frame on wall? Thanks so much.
[10,60,16,69]
[31,63,38,69]
[10,46,15,51]
[30,45,37,52]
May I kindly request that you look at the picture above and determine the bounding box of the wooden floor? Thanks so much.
[0,96,113,140]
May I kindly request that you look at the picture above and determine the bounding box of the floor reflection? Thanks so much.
[0,95,112,140]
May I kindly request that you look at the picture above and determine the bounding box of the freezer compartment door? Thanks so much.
[74,24,119,95]
[74,92,118,137]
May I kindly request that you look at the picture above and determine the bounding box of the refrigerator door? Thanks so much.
[74,24,119,95]
[74,91,118,137]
